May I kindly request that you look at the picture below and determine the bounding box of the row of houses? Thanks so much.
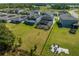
[10,10,41,25]
[0,9,79,30]
[11,10,79,30]
[0,10,54,30]
[0,12,17,22]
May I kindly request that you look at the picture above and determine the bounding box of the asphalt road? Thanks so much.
[69,9,79,18]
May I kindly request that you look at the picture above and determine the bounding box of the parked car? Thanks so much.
[69,29,77,34]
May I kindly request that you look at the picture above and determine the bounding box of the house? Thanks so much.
[27,15,36,21]
[30,10,41,19]
[24,19,36,26]
[31,10,41,15]
[59,13,78,28]
[20,15,27,19]
[36,14,54,30]
[40,12,47,15]
[23,11,42,26]
[14,8,24,14]
[24,15,37,25]
[0,13,18,23]
[0,13,8,23]
[10,17,23,24]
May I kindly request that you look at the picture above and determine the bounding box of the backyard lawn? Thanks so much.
[41,23,79,56]
[5,23,50,55]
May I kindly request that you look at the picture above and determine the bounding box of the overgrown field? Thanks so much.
[6,23,50,55]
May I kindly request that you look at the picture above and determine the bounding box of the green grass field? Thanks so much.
[5,23,50,55]
[5,22,79,56]
[41,23,79,56]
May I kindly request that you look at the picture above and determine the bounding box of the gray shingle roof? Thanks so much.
[60,13,77,20]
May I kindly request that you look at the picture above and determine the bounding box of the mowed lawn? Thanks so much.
[42,24,79,56]
[5,23,50,55]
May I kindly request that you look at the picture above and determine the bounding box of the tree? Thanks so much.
[18,37,22,47]
[29,45,37,56]
[33,45,37,52]
[51,4,70,10]
[0,23,15,54]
